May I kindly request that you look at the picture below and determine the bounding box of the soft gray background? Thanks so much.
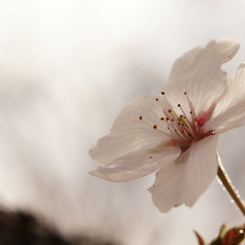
[0,0,244,244]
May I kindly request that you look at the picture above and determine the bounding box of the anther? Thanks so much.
[139,116,143,120]
[160,117,164,120]
[161,91,165,95]
[156,98,159,101]
[153,125,157,129]
[168,109,172,113]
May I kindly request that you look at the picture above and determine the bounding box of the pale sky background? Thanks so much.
[0,0,244,244]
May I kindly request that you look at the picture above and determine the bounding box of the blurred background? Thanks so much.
[0,0,244,244]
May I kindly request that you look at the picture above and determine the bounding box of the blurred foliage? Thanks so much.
[195,224,245,245]
[0,209,116,245]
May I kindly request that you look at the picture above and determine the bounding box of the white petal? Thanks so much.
[205,64,245,133]
[148,135,219,212]
[90,95,172,164]
[90,145,181,182]
[165,39,239,116]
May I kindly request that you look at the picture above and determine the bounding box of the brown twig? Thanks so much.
[217,154,245,217]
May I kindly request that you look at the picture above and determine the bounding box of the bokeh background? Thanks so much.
[0,0,244,244]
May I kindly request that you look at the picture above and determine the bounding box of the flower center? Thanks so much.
[139,91,215,149]
[161,92,215,147]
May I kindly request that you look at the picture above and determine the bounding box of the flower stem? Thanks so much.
[217,155,245,217]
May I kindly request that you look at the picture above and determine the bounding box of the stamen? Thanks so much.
[177,104,196,137]
[164,118,188,142]
[148,91,211,146]
[184,92,199,133]
[160,92,180,120]
[157,92,196,143]
[138,113,173,138]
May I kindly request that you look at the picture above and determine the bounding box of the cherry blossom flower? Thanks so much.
[89,39,245,212]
